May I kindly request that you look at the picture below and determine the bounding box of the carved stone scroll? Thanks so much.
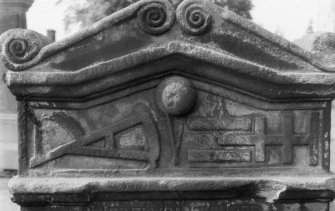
[176,0,212,35]
[0,29,52,71]
[137,1,175,35]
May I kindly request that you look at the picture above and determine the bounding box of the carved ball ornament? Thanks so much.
[176,2,212,35]
[157,76,196,115]
[137,2,175,35]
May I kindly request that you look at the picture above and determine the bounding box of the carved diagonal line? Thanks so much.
[30,104,160,169]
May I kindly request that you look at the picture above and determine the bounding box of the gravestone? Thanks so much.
[1,0,335,210]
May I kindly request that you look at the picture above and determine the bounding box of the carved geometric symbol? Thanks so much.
[188,149,252,162]
[187,112,319,165]
[30,104,160,169]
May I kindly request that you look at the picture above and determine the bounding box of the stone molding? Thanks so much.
[8,176,335,206]
[0,0,333,72]
[1,0,335,102]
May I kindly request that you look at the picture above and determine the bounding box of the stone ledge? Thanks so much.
[9,176,335,194]
[5,43,335,101]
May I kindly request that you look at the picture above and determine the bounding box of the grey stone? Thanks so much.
[0,0,34,176]
[1,0,335,210]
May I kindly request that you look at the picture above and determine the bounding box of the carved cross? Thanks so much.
[187,113,319,165]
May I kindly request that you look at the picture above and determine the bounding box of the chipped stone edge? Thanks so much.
[8,176,335,203]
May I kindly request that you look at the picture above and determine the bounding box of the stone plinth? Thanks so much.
[1,0,335,210]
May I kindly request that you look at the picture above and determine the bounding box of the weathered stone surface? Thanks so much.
[1,0,335,210]
[0,0,34,183]
[17,199,332,211]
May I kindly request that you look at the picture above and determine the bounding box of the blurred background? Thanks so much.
[27,0,333,42]
[1,0,335,210]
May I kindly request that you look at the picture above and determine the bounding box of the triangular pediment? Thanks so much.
[1,0,335,101]
[4,2,335,204]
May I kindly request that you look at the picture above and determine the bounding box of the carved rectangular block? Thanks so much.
[188,149,251,162]
[187,117,252,131]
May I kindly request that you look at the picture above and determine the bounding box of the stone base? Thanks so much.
[9,176,335,211]
[20,199,330,211]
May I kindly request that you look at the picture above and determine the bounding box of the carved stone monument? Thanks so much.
[1,0,335,210]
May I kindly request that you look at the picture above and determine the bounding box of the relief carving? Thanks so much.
[0,29,52,71]
[2,0,334,209]
[187,112,320,165]
[156,76,196,115]
[176,0,212,35]
[30,104,160,169]
[156,76,195,165]
[137,1,175,35]
[137,0,213,36]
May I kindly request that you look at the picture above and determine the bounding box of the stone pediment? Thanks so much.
[2,0,335,209]
[1,0,335,101]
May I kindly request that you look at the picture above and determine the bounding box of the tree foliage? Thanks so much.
[57,0,253,33]
[57,0,138,32]
[214,0,253,19]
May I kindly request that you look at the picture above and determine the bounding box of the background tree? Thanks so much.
[57,0,138,33]
[214,0,253,19]
[57,0,253,34]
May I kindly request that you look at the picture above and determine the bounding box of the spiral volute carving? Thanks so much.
[0,29,52,71]
[177,1,212,35]
[6,38,39,64]
[137,1,175,35]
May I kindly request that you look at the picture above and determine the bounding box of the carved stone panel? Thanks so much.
[1,0,335,210]
[19,77,326,176]
[179,90,321,168]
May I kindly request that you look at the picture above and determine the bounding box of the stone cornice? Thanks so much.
[1,0,335,101]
